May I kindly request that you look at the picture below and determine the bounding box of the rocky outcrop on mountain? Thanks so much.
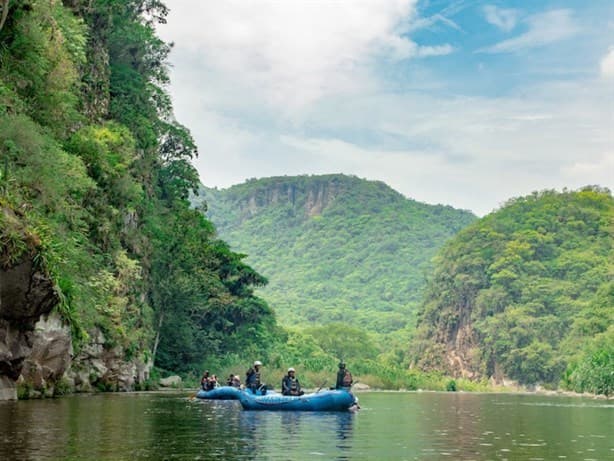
[203,175,344,224]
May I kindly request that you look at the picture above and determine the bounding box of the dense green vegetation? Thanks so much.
[0,0,276,380]
[2,1,610,396]
[412,188,613,394]
[199,175,476,334]
[194,175,476,385]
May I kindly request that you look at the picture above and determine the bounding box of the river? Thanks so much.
[0,391,612,460]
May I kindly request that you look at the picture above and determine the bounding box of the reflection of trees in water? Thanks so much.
[151,398,250,459]
[0,398,70,459]
[238,410,272,458]
[334,412,354,445]
[0,395,358,460]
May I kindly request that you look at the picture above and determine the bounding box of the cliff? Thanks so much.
[412,187,613,391]
[0,0,275,399]
[0,208,58,399]
[0,207,151,400]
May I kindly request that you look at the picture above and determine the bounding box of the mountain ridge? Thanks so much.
[194,174,477,335]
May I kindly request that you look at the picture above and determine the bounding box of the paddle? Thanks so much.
[316,380,327,393]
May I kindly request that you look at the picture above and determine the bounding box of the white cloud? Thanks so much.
[158,2,612,216]
[478,9,578,53]
[159,0,452,109]
[561,152,614,181]
[483,5,519,32]
[508,114,552,121]
[418,44,455,57]
[600,46,614,78]
[410,13,463,32]
[184,78,613,216]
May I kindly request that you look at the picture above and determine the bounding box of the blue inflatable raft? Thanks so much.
[196,386,242,400]
[238,389,358,411]
[196,386,276,400]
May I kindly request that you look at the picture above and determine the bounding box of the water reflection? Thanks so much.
[0,392,611,460]
[334,412,354,451]
[238,410,355,459]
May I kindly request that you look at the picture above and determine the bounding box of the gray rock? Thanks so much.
[159,375,182,387]
[21,313,72,394]
[353,383,371,391]
[0,248,59,400]
[0,376,16,400]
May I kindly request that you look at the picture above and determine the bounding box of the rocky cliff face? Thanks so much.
[233,178,341,221]
[19,313,72,398]
[16,315,152,399]
[0,257,59,400]
[200,175,362,233]
[1,214,151,400]
[66,328,151,394]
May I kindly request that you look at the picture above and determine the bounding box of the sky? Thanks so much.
[157,0,613,216]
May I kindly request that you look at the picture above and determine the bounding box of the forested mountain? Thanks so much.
[0,0,276,398]
[411,187,613,394]
[196,175,476,334]
[2,1,610,398]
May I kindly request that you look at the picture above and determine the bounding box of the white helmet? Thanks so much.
[287,367,295,372]
[254,360,263,366]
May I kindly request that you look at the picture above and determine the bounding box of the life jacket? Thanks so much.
[282,376,300,395]
[246,368,260,387]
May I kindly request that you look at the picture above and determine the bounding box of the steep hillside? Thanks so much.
[412,187,613,393]
[0,0,275,399]
[197,175,476,334]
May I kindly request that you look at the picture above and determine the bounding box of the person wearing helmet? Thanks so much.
[335,362,353,390]
[246,360,266,394]
[281,367,304,396]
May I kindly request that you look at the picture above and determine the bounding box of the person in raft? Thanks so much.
[227,374,241,388]
[335,362,353,390]
[281,367,304,396]
[200,370,211,391]
[246,360,267,394]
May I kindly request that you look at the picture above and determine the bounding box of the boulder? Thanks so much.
[159,375,182,387]
[0,375,16,400]
[20,313,72,395]
[353,382,371,391]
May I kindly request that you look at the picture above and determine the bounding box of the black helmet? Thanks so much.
[338,362,346,368]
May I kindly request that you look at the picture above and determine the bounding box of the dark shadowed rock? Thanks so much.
[0,257,59,400]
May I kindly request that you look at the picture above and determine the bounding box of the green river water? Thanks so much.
[0,391,612,460]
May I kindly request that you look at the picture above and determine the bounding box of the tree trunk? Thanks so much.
[0,1,9,33]
[151,311,164,365]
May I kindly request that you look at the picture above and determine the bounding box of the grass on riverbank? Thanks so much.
[169,362,493,394]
